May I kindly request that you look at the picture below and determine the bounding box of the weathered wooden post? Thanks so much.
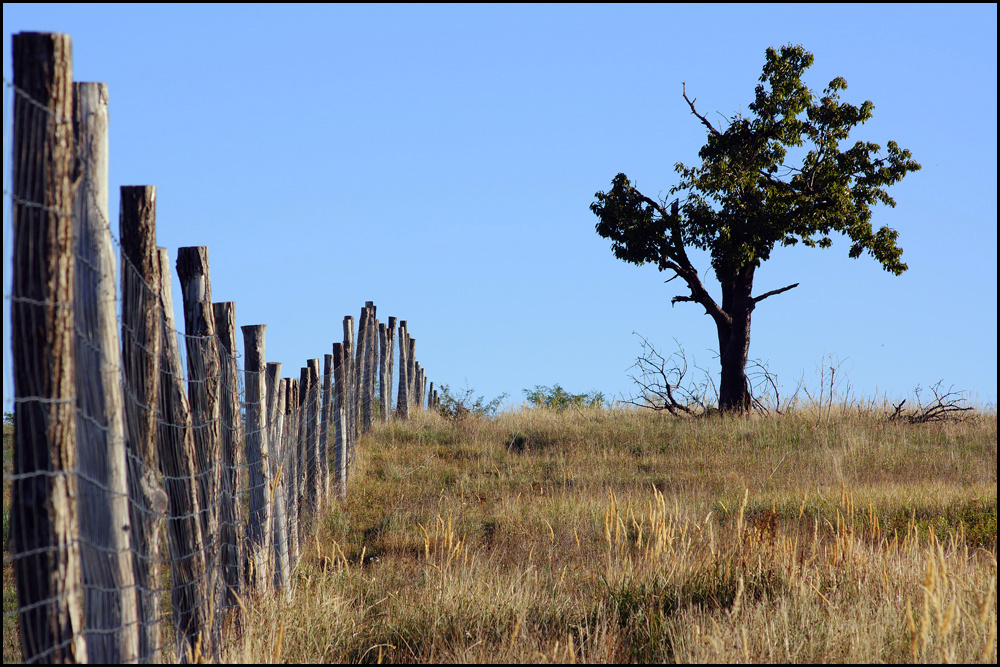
[396,321,410,419]
[363,305,377,431]
[175,247,222,606]
[380,317,397,422]
[241,325,271,591]
[120,187,165,664]
[414,362,424,411]
[320,354,334,503]
[332,343,349,498]
[353,305,369,434]
[213,302,242,621]
[10,32,85,663]
[156,248,210,662]
[408,338,418,414]
[72,80,139,665]
[297,367,311,536]
[342,316,355,469]
[283,378,300,569]
[420,368,428,411]
[305,359,322,520]
[266,364,290,597]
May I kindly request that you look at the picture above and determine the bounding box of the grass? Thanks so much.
[3,405,997,662]
[227,404,996,663]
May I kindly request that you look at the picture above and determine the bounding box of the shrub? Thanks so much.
[523,383,604,410]
[436,382,508,421]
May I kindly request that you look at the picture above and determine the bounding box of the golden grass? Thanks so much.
[225,406,996,664]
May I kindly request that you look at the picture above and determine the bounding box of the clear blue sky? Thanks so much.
[3,4,997,411]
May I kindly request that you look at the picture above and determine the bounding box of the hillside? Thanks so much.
[228,406,997,663]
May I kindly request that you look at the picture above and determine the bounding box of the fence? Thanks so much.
[2,32,440,663]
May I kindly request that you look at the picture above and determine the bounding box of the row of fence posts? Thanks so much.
[5,32,439,664]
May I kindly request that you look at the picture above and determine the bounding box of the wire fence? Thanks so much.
[2,31,438,664]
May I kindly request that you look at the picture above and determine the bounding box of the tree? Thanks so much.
[590,45,921,413]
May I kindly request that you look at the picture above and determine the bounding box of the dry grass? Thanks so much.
[225,405,997,664]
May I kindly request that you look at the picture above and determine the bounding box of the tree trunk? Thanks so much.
[716,270,754,413]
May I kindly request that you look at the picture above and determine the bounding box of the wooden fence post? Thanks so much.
[363,305,377,431]
[241,325,271,591]
[353,305,368,434]
[284,378,300,569]
[72,80,139,665]
[119,186,165,663]
[297,367,310,539]
[321,355,334,503]
[213,302,242,621]
[332,343,349,498]
[156,248,210,662]
[10,32,85,663]
[306,358,322,519]
[175,247,222,610]
[396,321,409,419]
[381,317,397,422]
[266,363,290,597]
[414,362,424,411]
[420,367,428,411]
[344,315,358,470]
[408,338,418,413]
[342,316,355,472]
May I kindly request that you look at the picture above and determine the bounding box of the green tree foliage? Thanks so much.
[591,44,920,413]
[523,384,605,410]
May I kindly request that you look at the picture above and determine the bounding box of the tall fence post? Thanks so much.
[354,307,367,437]
[396,321,410,419]
[175,247,222,635]
[241,325,271,591]
[363,305,377,431]
[266,363,290,597]
[155,247,210,663]
[284,378,300,569]
[415,362,424,411]
[297,367,311,543]
[10,31,86,664]
[332,343,349,498]
[213,302,243,627]
[408,338,418,414]
[380,317,397,422]
[72,79,139,665]
[320,355,334,504]
[120,186,165,663]
[342,316,355,474]
[306,358,322,521]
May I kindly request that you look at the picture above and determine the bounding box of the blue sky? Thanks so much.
[3,4,997,410]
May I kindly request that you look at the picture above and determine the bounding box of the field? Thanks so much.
[3,406,997,663]
[232,405,996,663]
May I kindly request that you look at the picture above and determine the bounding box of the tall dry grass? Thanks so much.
[226,405,996,664]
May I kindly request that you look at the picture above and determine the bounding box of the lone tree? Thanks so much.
[591,44,920,413]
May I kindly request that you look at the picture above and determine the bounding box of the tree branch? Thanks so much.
[683,82,722,137]
[753,282,799,303]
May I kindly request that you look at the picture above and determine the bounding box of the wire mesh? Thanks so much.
[3,38,433,663]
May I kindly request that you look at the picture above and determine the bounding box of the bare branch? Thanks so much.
[888,382,974,424]
[753,282,799,303]
[627,334,720,415]
[682,82,722,137]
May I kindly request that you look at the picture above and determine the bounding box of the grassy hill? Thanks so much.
[230,405,996,663]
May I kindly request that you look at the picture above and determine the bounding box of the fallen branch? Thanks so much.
[888,382,973,424]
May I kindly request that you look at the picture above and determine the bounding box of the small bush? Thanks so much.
[436,382,508,421]
[523,384,604,410]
